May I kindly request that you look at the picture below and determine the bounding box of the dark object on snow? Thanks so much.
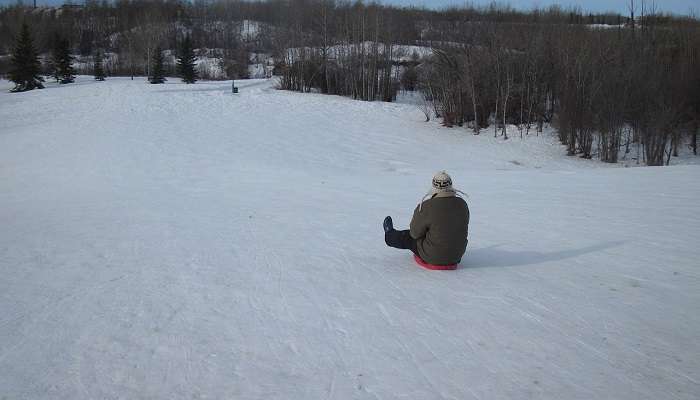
[411,196,469,266]
[8,23,44,92]
[413,254,457,270]
[385,229,418,255]
[176,35,198,84]
[232,81,239,93]
[149,46,166,84]
[93,50,106,81]
[51,36,75,84]
[384,171,469,266]
[383,216,393,233]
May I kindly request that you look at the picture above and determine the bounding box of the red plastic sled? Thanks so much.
[413,254,458,270]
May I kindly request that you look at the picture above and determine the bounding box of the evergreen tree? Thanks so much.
[52,37,75,84]
[93,50,106,81]
[49,36,63,82]
[8,22,44,92]
[48,35,60,82]
[149,46,166,84]
[176,35,198,84]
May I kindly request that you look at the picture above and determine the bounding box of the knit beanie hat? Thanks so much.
[418,171,467,211]
[431,171,453,194]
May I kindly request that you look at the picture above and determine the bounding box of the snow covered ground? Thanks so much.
[1,77,699,400]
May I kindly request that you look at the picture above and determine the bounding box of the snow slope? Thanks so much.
[1,77,699,400]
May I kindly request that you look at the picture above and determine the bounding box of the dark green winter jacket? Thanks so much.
[410,195,469,265]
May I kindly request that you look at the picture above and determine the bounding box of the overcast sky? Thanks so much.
[1,0,697,16]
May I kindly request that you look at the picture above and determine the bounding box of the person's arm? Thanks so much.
[410,204,429,239]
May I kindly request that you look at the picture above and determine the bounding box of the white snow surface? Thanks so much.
[1,77,699,400]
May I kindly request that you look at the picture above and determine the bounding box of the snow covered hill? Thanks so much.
[1,77,699,400]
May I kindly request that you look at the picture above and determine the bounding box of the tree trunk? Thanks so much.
[471,78,479,135]
[502,70,510,140]
[672,132,679,157]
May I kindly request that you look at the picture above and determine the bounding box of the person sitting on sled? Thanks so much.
[383,171,469,266]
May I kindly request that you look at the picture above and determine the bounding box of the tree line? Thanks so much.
[273,1,699,165]
[0,0,668,79]
[418,11,700,165]
[7,20,199,89]
[1,0,698,165]
[270,1,699,165]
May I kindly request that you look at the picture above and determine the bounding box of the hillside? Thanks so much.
[1,77,699,400]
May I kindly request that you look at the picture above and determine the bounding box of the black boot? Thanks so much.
[383,216,393,233]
